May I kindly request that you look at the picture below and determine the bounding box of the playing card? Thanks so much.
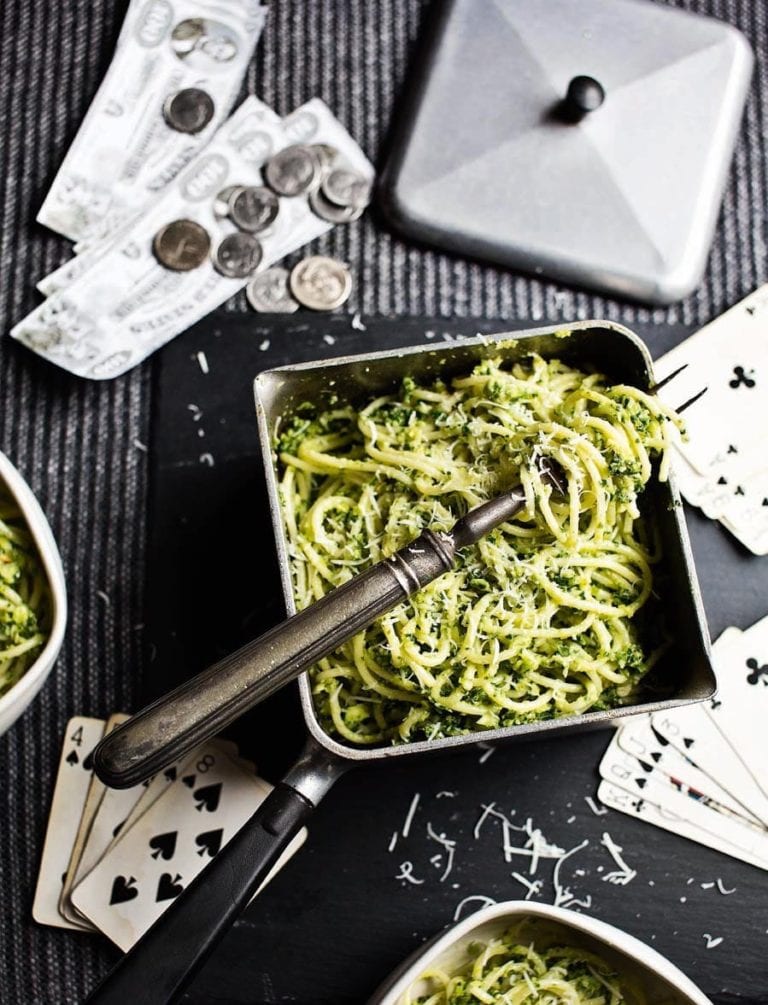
[650,703,768,825]
[597,780,768,871]
[615,714,761,826]
[598,735,768,862]
[58,713,130,928]
[655,284,768,480]
[90,739,242,865]
[108,762,190,853]
[705,614,768,799]
[70,760,185,898]
[71,745,306,950]
[32,717,106,930]
[718,467,768,555]
[645,627,768,824]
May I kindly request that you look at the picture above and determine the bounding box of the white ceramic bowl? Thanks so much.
[368,901,712,1005]
[0,451,67,735]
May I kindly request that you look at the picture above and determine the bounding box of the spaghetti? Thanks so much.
[406,933,640,1005]
[277,353,681,746]
[0,490,50,698]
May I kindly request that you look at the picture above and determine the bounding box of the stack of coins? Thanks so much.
[246,143,370,311]
[208,184,280,277]
[152,140,372,294]
[263,143,372,224]
[246,256,354,313]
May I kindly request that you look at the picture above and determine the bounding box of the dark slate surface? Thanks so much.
[1,0,767,1002]
[145,314,768,1005]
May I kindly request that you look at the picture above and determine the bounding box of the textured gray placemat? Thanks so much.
[0,1,765,1002]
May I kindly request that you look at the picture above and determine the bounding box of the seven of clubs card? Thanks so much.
[655,284,768,554]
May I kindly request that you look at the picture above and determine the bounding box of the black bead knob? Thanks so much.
[560,75,605,122]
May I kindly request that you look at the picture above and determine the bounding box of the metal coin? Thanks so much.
[162,88,215,134]
[311,144,340,171]
[212,232,263,278]
[170,18,239,66]
[289,255,352,311]
[308,187,364,224]
[246,267,299,314]
[229,186,280,234]
[152,219,211,271]
[212,185,242,218]
[321,167,372,210]
[264,144,321,197]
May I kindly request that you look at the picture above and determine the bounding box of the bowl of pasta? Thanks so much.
[368,900,711,1005]
[258,320,713,756]
[0,450,66,736]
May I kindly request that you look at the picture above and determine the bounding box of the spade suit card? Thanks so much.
[59,713,129,928]
[597,780,768,871]
[32,717,106,930]
[650,626,768,826]
[650,702,768,827]
[614,714,761,826]
[78,739,242,878]
[70,744,306,950]
[598,733,768,866]
[597,618,768,868]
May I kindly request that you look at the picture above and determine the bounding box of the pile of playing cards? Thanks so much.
[654,284,768,555]
[33,715,305,949]
[598,614,768,868]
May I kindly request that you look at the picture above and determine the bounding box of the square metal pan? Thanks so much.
[254,321,714,764]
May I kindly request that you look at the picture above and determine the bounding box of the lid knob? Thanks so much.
[560,75,605,122]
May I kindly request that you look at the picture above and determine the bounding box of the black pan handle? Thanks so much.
[94,528,457,788]
[84,781,315,1005]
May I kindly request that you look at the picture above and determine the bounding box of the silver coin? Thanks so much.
[170,18,239,66]
[322,167,372,210]
[312,144,340,171]
[212,232,263,278]
[264,144,321,197]
[229,186,280,234]
[162,87,215,134]
[212,185,242,218]
[246,267,300,314]
[308,186,364,224]
[289,255,352,311]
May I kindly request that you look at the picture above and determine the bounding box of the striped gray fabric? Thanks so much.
[0,1,764,1001]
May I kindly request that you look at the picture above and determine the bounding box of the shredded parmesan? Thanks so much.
[277,354,681,745]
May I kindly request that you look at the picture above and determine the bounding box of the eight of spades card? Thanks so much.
[70,742,306,951]
[32,722,302,944]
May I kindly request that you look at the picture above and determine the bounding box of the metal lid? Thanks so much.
[382,0,753,303]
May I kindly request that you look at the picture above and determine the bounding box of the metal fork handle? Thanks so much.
[94,529,457,788]
[95,481,532,790]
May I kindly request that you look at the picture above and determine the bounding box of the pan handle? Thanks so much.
[85,744,344,1005]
